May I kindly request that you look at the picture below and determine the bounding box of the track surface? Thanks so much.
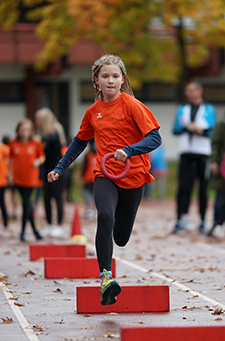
[1,199,225,340]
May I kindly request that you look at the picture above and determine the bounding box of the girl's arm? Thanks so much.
[122,129,162,159]
[33,155,46,168]
[48,136,89,182]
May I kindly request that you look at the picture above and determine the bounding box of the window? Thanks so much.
[204,85,225,103]
[141,83,178,102]
[0,83,24,102]
[80,81,95,103]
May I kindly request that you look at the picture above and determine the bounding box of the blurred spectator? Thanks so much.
[144,145,168,199]
[81,137,97,219]
[2,135,18,220]
[207,114,225,237]
[9,119,45,241]
[35,108,67,237]
[0,133,10,236]
[172,81,216,234]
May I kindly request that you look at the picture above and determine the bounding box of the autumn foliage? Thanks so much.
[1,0,225,88]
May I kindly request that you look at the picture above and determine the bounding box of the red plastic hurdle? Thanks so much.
[76,285,169,313]
[44,257,116,279]
[121,326,225,341]
[30,244,86,261]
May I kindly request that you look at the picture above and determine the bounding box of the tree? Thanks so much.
[1,0,225,98]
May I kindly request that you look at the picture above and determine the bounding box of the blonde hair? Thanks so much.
[15,118,35,141]
[92,54,134,101]
[35,108,66,146]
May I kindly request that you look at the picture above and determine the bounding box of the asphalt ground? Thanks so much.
[1,198,225,341]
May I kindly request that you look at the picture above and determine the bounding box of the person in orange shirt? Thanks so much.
[0,133,10,236]
[9,119,45,241]
[81,137,97,219]
[47,55,162,305]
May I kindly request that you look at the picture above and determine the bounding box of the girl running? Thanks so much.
[47,54,162,305]
[9,119,45,241]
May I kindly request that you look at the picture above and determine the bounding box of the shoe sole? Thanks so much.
[101,282,121,305]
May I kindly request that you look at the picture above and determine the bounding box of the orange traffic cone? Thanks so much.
[71,206,87,243]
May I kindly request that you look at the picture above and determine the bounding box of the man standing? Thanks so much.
[172,81,216,233]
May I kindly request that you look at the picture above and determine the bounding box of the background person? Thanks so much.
[35,108,67,238]
[2,135,18,220]
[9,119,45,241]
[172,81,216,234]
[144,144,168,200]
[0,133,10,236]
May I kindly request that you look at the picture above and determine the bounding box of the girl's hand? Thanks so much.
[114,149,128,163]
[47,171,59,183]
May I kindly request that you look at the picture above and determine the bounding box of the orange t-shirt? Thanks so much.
[82,150,97,183]
[9,139,45,187]
[77,92,160,189]
[0,144,10,187]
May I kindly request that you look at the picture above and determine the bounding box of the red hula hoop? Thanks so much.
[100,152,130,181]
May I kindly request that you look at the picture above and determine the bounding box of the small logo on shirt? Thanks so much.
[97,113,102,118]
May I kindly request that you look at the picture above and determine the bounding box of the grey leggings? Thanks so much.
[94,177,144,272]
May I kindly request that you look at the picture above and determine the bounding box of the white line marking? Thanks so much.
[0,282,40,341]
[86,242,225,310]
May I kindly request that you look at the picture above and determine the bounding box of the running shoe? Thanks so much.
[198,221,205,234]
[172,221,183,234]
[100,269,121,305]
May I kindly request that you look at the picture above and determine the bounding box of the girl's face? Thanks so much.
[18,122,33,142]
[95,64,125,103]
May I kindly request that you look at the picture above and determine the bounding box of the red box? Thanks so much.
[76,285,169,313]
[29,244,86,261]
[44,257,116,279]
[121,326,225,341]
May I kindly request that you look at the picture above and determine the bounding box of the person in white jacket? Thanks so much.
[172,81,216,234]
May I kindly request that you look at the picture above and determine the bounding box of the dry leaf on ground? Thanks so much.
[1,317,14,324]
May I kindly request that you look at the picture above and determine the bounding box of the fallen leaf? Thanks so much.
[4,251,10,255]
[0,272,7,282]
[22,292,32,294]
[23,271,35,277]
[1,317,14,324]
[14,302,25,307]
[9,297,19,301]
[55,319,64,324]
[213,306,223,315]
[26,324,43,332]
[83,314,90,317]
[215,318,223,321]
[53,288,63,294]
[103,332,120,338]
